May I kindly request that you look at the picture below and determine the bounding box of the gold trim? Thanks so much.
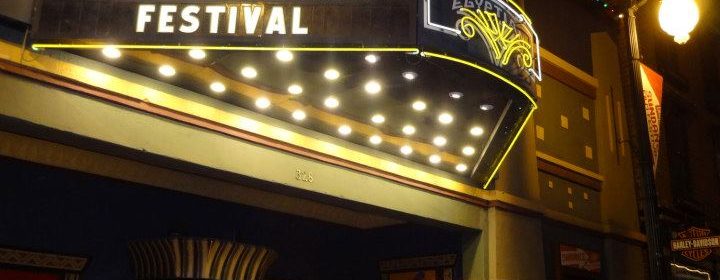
[540,48,598,89]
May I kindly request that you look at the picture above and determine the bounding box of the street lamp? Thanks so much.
[624,0,701,279]
[658,0,700,44]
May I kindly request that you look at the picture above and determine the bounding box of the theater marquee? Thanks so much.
[29,0,540,190]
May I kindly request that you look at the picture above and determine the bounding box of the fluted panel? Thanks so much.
[129,237,276,280]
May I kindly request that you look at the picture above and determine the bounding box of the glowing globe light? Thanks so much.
[658,0,699,44]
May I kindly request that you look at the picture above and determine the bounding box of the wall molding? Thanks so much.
[540,48,599,99]
[537,151,604,185]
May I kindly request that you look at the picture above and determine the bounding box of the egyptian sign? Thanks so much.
[422,0,541,85]
[671,227,720,262]
[31,0,416,46]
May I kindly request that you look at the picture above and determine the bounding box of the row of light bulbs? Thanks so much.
[100,46,479,173]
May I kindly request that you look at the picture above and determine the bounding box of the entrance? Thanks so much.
[0,156,468,280]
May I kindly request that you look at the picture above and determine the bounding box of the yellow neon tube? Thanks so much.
[481,107,536,189]
[31,44,419,53]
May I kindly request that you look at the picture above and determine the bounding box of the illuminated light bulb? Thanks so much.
[255,97,271,109]
[365,54,379,64]
[470,126,484,136]
[402,125,416,135]
[324,69,340,80]
[364,80,382,95]
[400,145,413,155]
[188,49,206,60]
[412,100,427,111]
[462,146,476,156]
[241,66,258,79]
[659,0,699,44]
[292,110,306,121]
[324,96,340,109]
[455,163,468,173]
[275,49,294,62]
[288,84,303,95]
[369,135,383,145]
[209,82,226,93]
[438,113,454,124]
[101,46,121,59]
[158,65,176,77]
[371,114,386,124]
[432,136,447,147]
[480,104,494,111]
[402,71,417,80]
[338,125,352,136]
[449,91,463,99]
[428,154,442,165]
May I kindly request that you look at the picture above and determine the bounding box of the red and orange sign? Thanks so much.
[560,245,601,273]
[639,64,663,174]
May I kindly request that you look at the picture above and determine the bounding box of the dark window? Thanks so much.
[663,97,691,200]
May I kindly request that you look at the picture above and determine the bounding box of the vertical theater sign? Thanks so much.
[27,0,539,191]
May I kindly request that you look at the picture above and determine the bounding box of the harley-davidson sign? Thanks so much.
[671,227,720,262]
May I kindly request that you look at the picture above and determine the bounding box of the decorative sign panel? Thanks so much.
[671,227,720,262]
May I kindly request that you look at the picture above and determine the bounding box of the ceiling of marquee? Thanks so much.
[74,47,529,183]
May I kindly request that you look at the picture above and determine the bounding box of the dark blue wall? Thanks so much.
[0,156,463,280]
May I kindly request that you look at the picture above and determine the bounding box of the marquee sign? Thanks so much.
[671,227,720,262]
[28,0,540,190]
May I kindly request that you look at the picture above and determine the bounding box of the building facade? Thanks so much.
[0,0,697,279]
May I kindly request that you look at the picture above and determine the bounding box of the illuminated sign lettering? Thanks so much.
[135,4,309,35]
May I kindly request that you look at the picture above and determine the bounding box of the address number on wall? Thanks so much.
[295,169,314,183]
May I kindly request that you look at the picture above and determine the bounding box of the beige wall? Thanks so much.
[591,32,642,233]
